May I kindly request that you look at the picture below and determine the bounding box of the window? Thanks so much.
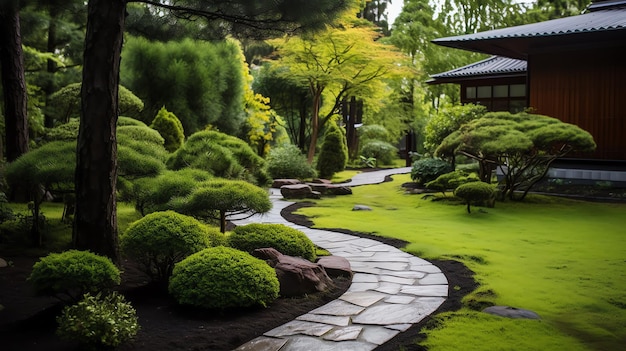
[463,83,527,113]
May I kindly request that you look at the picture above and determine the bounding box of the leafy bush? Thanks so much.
[454,182,495,213]
[28,250,120,302]
[168,246,279,309]
[56,292,139,348]
[425,170,480,194]
[410,158,454,185]
[151,107,185,152]
[360,140,398,166]
[266,144,316,179]
[359,124,391,143]
[228,223,316,261]
[317,122,348,179]
[167,130,269,185]
[120,211,219,284]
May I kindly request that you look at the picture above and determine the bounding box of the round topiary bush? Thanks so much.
[56,292,139,349]
[410,158,454,185]
[28,250,120,302]
[120,211,219,283]
[228,223,316,261]
[168,246,279,309]
[425,170,480,194]
[454,181,495,213]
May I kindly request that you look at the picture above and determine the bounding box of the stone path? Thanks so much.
[232,168,448,351]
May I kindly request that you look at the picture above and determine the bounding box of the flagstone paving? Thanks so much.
[232,168,448,351]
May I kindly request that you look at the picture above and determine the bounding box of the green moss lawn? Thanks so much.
[295,173,626,351]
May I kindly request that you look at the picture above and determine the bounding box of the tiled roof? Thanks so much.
[429,56,526,80]
[433,4,626,44]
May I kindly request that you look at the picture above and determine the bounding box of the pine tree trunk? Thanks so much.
[73,0,126,263]
[0,0,29,163]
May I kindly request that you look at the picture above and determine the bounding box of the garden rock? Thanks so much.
[280,184,321,199]
[0,257,7,268]
[306,183,352,196]
[317,256,353,278]
[352,205,372,211]
[482,306,541,319]
[254,248,333,297]
[272,179,302,189]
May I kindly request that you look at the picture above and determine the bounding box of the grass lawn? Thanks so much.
[294,173,626,351]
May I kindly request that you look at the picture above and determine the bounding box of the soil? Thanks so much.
[0,201,477,351]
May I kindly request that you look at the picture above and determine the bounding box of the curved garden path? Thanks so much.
[232,168,448,351]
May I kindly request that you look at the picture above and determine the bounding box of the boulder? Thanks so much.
[253,248,334,297]
[0,257,7,268]
[311,178,332,185]
[280,184,321,199]
[482,306,541,319]
[327,185,352,195]
[271,179,302,189]
[317,256,353,278]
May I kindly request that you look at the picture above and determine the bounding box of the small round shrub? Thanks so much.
[425,170,480,193]
[360,140,398,166]
[120,211,217,283]
[28,250,120,302]
[266,144,316,179]
[454,182,495,213]
[151,106,185,152]
[228,223,316,261]
[56,292,139,348]
[168,247,279,309]
[410,158,454,185]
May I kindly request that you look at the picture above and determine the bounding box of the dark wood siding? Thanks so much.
[529,46,626,160]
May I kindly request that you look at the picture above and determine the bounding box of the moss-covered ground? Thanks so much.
[295,173,626,351]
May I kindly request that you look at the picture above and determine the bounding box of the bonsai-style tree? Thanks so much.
[454,182,495,213]
[168,179,272,233]
[437,112,596,201]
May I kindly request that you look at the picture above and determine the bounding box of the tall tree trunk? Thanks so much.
[73,0,126,263]
[306,85,323,163]
[0,0,29,163]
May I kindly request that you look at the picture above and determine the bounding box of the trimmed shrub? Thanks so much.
[228,223,316,261]
[454,182,495,213]
[266,144,316,179]
[317,122,348,179]
[151,106,185,152]
[120,211,218,284]
[28,250,120,302]
[168,247,279,309]
[360,140,398,166]
[425,170,480,194]
[410,158,454,185]
[359,124,391,143]
[56,292,139,348]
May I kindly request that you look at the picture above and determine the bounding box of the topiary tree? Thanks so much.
[130,169,214,216]
[120,211,220,285]
[454,182,495,213]
[169,179,271,233]
[266,144,316,180]
[316,121,348,179]
[56,292,139,349]
[424,103,487,154]
[410,158,454,185]
[437,112,596,201]
[228,223,316,261]
[167,130,269,185]
[168,246,279,309]
[151,106,185,152]
[47,83,144,123]
[28,250,121,303]
[425,170,480,196]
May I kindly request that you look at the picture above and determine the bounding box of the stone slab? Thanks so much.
[264,320,334,337]
[280,335,377,351]
[340,291,387,307]
[360,325,400,345]
[401,285,448,297]
[352,303,427,325]
[385,295,416,304]
[309,300,365,316]
[234,336,288,351]
[419,272,448,285]
[297,313,351,326]
[322,326,363,341]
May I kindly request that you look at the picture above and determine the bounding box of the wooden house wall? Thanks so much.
[529,46,626,161]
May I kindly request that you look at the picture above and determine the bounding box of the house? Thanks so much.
[429,0,626,182]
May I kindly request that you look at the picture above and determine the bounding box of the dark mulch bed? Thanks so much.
[0,200,477,351]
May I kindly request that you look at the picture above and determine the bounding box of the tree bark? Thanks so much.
[73,0,126,263]
[0,0,29,163]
